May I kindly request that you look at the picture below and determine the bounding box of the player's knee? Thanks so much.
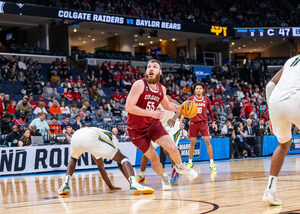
[121,158,130,165]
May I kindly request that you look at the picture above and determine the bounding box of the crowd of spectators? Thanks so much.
[7,0,300,27]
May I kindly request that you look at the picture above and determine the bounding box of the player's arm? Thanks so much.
[125,80,163,119]
[166,95,182,127]
[266,68,283,104]
[160,86,180,113]
[207,98,218,131]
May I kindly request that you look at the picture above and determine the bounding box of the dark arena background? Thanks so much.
[0,0,299,213]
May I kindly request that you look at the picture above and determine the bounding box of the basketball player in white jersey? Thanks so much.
[58,127,154,195]
[263,55,300,205]
[136,101,182,187]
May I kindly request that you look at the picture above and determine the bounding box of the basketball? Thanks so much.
[180,100,198,118]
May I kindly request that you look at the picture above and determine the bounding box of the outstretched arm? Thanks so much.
[92,156,121,191]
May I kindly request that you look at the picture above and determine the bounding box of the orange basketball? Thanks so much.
[180,100,198,118]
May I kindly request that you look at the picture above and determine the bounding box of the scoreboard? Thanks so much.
[235,27,300,37]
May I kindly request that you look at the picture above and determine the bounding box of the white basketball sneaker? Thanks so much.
[175,163,198,180]
[58,183,70,195]
[161,175,171,191]
[130,177,155,195]
[262,189,282,206]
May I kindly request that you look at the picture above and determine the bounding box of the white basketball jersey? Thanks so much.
[270,55,300,103]
[156,104,176,127]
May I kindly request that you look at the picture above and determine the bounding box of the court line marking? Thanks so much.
[4,198,219,214]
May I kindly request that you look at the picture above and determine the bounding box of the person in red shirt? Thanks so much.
[28,95,37,110]
[73,88,81,100]
[212,95,224,106]
[64,88,74,101]
[240,99,252,119]
[121,89,129,100]
[6,100,16,115]
[112,89,122,101]
[184,83,218,170]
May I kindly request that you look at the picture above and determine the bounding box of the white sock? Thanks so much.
[267,176,278,191]
[210,159,214,164]
[65,175,71,184]
[129,176,137,185]
[140,171,145,176]
[189,159,193,163]
[161,172,168,178]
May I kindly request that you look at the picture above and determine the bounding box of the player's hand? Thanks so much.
[109,186,122,192]
[268,120,274,134]
[212,122,218,131]
[167,118,176,127]
[152,110,165,119]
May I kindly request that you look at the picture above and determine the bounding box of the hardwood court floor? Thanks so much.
[1,155,300,214]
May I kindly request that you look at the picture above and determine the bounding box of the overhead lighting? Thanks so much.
[92,38,95,41]
[238,47,241,49]
[78,37,82,40]
[83,41,86,43]
[134,34,138,37]
[172,38,176,41]
[243,45,246,47]
[88,35,91,37]
[231,42,235,45]
[73,28,77,33]
[159,39,162,42]
[114,32,118,36]
[150,41,153,44]
[270,41,273,44]
[134,38,138,42]
[148,35,151,39]
[101,32,104,34]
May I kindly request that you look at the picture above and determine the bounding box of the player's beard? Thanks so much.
[145,72,160,84]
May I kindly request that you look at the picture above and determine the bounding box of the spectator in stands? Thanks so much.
[111,103,122,117]
[112,127,119,139]
[30,125,42,136]
[3,94,10,108]
[103,113,112,122]
[5,125,21,147]
[16,95,32,122]
[73,88,81,100]
[212,94,225,106]
[50,71,61,83]
[95,109,103,122]
[240,100,252,119]
[112,89,122,101]
[72,115,83,130]
[79,106,88,118]
[6,100,16,115]
[1,63,10,80]
[42,88,52,100]
[18,71,26,82]
[70,107,79,120]
[8,68,17,82]
[49,100,62,114]
[255,118,267,136]
[0,42,8,52]
[44,82,53,95]
[181,84,192,94]
[18,128,32,147]
[84,112,93,122]
[33,102,47,115]
[64,88,74,101]
[60,100,70,114]
[52,88,61,101]
[48,96,57,107]
[116,124,125,136]
[236,87,245,101]
[49,115,62,138]
[83,101,93,113]
[97,83,106,97]
[89,84,100,100]
[64,126,73,143]
[61,115,71,131]
[1,109,12,134]
[29,113,50,138]
[121,75,132,90]
[17,57,27,71]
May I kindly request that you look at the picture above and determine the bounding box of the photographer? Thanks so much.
[221,120,242,159]
[233,122,256,158]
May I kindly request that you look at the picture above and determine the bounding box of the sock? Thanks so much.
[140,171,145,177]
[267,176,278,191]
[65,175,71,184]
[129,176,137,185]
[189,159,193,164]
[210,159,214,164]
[161,172,168,178]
